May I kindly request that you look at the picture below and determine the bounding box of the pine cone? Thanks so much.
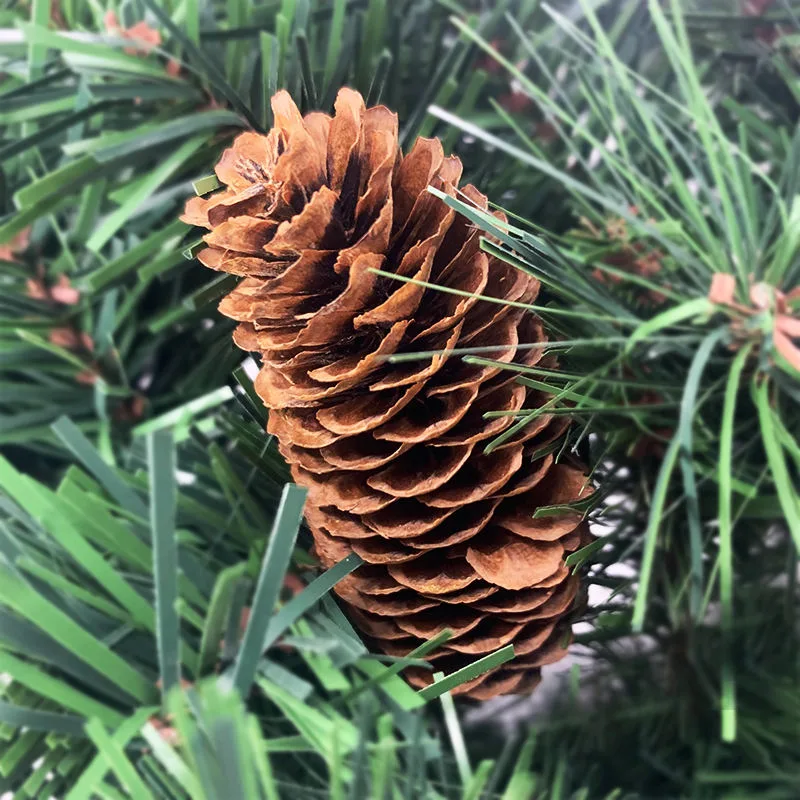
[183,89,593,699]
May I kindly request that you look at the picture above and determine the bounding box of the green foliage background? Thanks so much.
[0,0,798,798]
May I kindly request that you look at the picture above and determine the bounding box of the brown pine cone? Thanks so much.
[183,89,593,699]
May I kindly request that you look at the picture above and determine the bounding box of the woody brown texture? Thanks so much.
[183,89,593,699]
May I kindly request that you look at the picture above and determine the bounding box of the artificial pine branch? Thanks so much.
[437,0,800,759]
[2,0,594,474]
[0,1,798,798]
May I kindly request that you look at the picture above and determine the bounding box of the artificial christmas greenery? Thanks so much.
[0,0,798,798]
